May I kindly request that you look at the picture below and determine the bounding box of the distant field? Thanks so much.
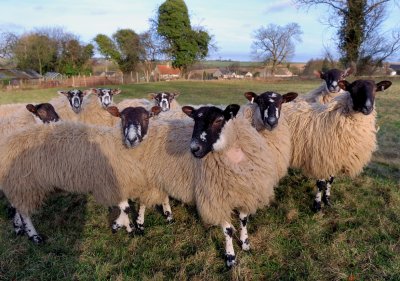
[0,79,399,280]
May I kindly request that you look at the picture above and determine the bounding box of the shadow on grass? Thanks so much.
[0,192,88,281]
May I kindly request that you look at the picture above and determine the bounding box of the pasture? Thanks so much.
[0,79,399,280]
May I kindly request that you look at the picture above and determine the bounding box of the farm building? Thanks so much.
[0,68,42,86]
[153,64,181,80]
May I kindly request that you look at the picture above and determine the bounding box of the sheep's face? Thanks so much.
[26,103,60,124]
[91,88,121,108]
[107,106,161,148]
[338,79,392,115]
[182,104,240,158]
[244,91,298,131]
[315,68,352,93]
[58,89,90,113]
[149,92,179,112]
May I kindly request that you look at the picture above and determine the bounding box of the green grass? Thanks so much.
[0,79,399,280]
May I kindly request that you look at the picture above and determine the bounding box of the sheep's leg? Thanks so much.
[313,179,326,212]
[19,213,43,244]
[12,210,25,236]
[112,201,134,234]
[162,196,173,223]
[239,212,250,251]
[135,204,146,235]
[222,221,236,268]
[322,176,334,207]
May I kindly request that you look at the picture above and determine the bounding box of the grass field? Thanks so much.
[0,79,399,280]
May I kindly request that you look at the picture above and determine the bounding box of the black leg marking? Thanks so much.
[226,227,233,238]
[225,254,236,268]
[135,222,145,235]
[123,206,131,214]
[240,216,248,227]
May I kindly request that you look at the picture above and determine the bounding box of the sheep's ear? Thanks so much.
[112,89,122,95]
[282,92,298,103]
[26,104,37,114]
[150,106,162,117]
[148,93,157,100]
[106,106,121,118]
[314,70,323,79]
[57,90,68,96]
[224,104,240,120]
[338,80,351,91]
[171,92,180,99]
[342,67,353,78]
[182,106,195,118]
[244,92,257,103]
[376,81,392,92]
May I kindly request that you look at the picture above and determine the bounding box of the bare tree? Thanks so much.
[251,23,302,75]
[0,31,18,60]
[294,0,400,74]
[140,28,165,82]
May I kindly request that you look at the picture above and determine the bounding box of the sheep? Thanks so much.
[50,89,91,121]
[241,91,298,180]
[78,88,121,126]
[301,68,353,104]
[118,92,179,111]
[179,103,293,267]
[283,79,392,211]
[0,105,167,243]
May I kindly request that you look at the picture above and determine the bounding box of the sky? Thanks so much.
[1,0,399,62]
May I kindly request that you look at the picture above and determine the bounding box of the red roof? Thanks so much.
[156,65,181,75]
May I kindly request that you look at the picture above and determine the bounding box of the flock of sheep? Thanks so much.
[0,69,392,267]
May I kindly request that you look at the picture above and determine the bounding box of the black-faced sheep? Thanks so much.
[117,92,180,112]
[0,106,165,243]
[78,88,121,126]
[180,103,291,267]
[284,79,392,211]
[301,68,353,104]
[51,89,91,121]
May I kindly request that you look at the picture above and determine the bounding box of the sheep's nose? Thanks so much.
[73,99,80,108]
[190,141,201,153]
[266,116,278,127]
[362,106,372,115]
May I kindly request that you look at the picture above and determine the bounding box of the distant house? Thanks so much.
[154,64,181,80]
[213,68,236,79]
[0,68,42,85]
[389,64,400,75]
[44,72,63,80]
[245,72,253,78]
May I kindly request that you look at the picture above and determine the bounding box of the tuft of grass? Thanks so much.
[0,79,399,280]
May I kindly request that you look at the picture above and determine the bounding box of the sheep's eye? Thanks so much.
[214,117,224,125]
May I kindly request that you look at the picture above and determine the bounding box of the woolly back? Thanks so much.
[0,121,149,214]
[137,116,199,204]
[301,82,344,104]
[50,95,80,121]
[194,114,278,226]
[0,108,38,137]
[284,92,377,179]
[117,98,152,111]
[239,103,292,179]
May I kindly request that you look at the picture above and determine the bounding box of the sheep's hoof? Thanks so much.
[135,223,145,235]
[322,195,332,207]
[6,206,16,219]
[29,234,44,244]
[225,254,236,268]
[111,222,122,234]
[312,201,322,212]
[240,238,250,251]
